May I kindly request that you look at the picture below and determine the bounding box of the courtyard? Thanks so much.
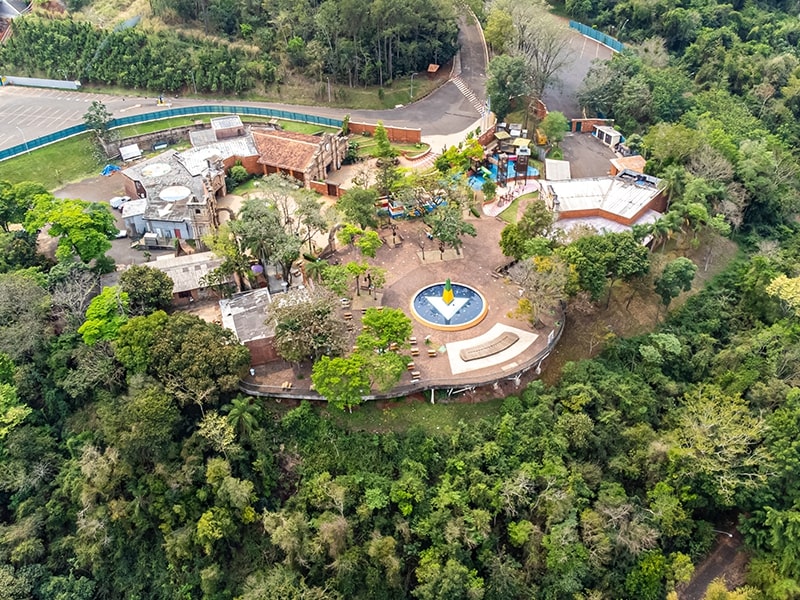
[243,209,563,400]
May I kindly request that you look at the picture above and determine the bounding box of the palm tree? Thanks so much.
[224,395,262,441]
[305,258,328,284]
[660,212,684,253]
[659,165,687,210]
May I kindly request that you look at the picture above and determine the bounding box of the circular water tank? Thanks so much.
[159,185,191,202]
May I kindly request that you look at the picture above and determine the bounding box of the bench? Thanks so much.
[459,332,520,362]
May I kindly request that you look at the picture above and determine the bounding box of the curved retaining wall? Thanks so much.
[238,311,565,402]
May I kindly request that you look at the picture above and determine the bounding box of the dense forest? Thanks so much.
[3,0,800,597]
[0,0,459,94]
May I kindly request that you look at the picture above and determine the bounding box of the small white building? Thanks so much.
[544,159,571,181]
[593,125,622,149]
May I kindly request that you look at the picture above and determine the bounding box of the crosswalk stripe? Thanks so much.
[451,76,485,114]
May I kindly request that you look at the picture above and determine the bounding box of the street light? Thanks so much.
[410,73,417,99]
[15,126,30,155]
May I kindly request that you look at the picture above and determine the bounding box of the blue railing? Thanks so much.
[0,105,344,161]
[569,21,624,53]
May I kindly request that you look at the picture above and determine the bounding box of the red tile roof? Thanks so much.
[252,129,322,173]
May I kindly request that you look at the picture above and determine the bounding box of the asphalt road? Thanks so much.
[542,18,614,118]
[0,17,611,152]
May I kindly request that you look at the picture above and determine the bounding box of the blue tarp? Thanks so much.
[101,164,121,176]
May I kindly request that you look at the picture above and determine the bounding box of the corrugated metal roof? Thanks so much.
[151,252,226,293]
[546,175,662,221]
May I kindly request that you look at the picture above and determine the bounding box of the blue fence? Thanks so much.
[569,21,624,53]
[0,104,344,162]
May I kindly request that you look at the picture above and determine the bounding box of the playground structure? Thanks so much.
[377,192,446,220]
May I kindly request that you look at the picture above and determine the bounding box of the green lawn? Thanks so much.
[0,134,105,189]
[243,74,443,110]
[0,118,340,188]
[83,72,444,111]
[323,396,505,435]
[115,116,339,138]
[498,191,539,224]
[354,137,430,158]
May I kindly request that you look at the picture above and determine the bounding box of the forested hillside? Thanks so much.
[0,0,458,94]
[4,0,800,597]
[3,232,800,598]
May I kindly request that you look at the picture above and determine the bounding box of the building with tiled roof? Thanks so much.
[251,128,346,187]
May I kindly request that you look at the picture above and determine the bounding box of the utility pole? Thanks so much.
[410,73,417,99]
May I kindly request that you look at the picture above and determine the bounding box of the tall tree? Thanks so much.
[0,270,50,361]
[539,111,569,147]
[311,354,370,412]
[77,286,129,346]
[508,0,573,120]
[25,196,117,263]
[486,54,530,122]
[654,257,697,317]
[83,100,116,143]
[0,180,47,232]
[231,197,302,282]
[119,265,174,316]
[337,188,379,230]
[267,287,348,364]
[508,256,569,327]
[424,203,477,256]
[357,307,412,352]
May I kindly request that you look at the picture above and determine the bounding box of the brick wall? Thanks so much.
[571,118,614,133]
[223,154,260,176]
[478,125,497,147]
[247,337,280,365]
[349,121,422,144]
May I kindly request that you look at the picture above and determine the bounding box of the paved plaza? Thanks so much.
[248,210,561,396]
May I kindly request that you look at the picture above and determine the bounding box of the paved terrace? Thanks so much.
[241,214,563,401]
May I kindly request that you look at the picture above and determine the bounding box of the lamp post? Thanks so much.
[410,73,417,99]
[15,126,30,155]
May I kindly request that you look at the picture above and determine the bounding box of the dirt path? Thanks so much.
[680,530,748,599]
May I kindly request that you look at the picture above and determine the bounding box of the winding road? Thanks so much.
[0,16,611,154]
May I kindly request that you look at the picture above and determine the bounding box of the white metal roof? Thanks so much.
[120,143,143,161]
[545,159,571,181]
[545,175,661,222]
[151,252,224,293]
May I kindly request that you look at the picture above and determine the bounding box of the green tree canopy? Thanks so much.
[338,188,379,230]
[311,354,370,412]
[268,288,348,363]
[25,196,116,263]
[119,265,174,316]
[77,286,129,346]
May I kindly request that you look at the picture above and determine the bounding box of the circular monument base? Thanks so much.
[410,281,488,331]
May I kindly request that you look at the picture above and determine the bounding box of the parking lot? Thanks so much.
[52,173,173,265]
[0,85,151,151]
